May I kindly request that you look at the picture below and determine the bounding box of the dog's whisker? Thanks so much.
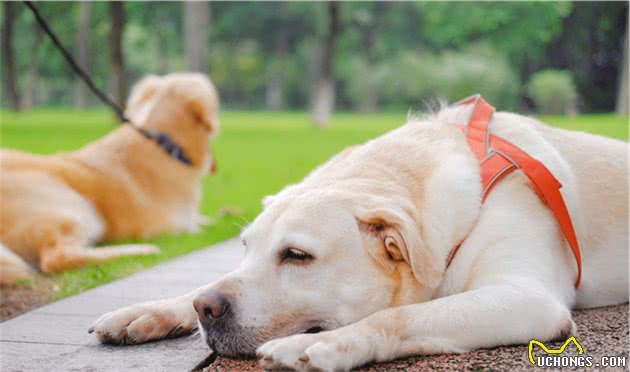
[233,222,247,230]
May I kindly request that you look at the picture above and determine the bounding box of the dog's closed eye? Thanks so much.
[279,247,314,265]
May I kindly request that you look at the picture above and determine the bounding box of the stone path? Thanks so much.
[1,238,628,372]
[0,238,242,372]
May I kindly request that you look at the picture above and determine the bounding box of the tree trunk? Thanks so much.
[20,28,43,111]
[157,16,173,73]
[266,19,288,110]
[359,91,379,113]
[266,71,284,110]
[109,1,126,107]
[74,1,91,109]
[616,22,628,115]
[311,1,340,127]
[357,3,381,113]
[311,79,335,126]
[184,1,210,73]
[2,2,20,111]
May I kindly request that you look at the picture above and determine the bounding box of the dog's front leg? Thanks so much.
[257,284,575,371]
[89,284,212,345]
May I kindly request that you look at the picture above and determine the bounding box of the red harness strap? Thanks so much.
[447,95,582,288]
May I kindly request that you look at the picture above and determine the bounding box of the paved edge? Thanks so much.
[0,238,242,372]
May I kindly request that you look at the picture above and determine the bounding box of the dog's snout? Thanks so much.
[194,289,230,320]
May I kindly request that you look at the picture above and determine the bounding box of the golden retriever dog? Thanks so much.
[90,99,627,370]
[0,73,219,284]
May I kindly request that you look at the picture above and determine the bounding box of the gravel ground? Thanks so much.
[202,304,628,371]
[0,277,55,321]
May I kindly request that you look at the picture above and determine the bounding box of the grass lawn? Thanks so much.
[1,110,627,300]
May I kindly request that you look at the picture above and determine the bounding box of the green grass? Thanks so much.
[0,110,627,299]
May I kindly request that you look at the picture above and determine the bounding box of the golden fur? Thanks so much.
[0,73,219,283]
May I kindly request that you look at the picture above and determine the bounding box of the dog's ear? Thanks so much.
[125,75,162,120]
[356,208,443,288]
[185,75,220,135]
[188,99,220,135]
[418,152,482,274]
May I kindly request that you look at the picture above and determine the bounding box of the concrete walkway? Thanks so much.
[0,238,243,372]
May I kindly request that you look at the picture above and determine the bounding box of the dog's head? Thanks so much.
[194,140,480,356]
[125,73,220,173]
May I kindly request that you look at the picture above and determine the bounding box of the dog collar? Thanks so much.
[135,125,216,174]
[136,127,193,166]
[446,94,582,288]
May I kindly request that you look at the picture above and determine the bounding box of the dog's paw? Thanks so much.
[88,299,196,345]
[257,332,357,371]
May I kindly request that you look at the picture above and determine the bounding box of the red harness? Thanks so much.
[446,95,582,288]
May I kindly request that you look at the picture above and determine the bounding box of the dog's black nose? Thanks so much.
[194,289,230,320]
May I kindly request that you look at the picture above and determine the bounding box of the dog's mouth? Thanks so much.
[197,318,331,360]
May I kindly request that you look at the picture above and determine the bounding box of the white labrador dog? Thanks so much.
[90,101,628,371]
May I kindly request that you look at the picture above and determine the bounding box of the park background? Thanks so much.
[1,1,628,314]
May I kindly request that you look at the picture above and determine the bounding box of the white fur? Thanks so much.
[91,104,628,371]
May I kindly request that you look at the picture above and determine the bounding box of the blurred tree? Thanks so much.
[2,2,20,111]
[527,69,577,115]
[374,45,520,111]
[208,2,319,108]
[20,19,42,111]
[23,2,77,106]
[342,2,384,112]
[109,1,127,107]
[337,2,420,111]
[184,1,210,73]
[124,2,183,76]
[616,22,628,115]
[543,2,627,112]
[3,1,625,114]
[74,1,91,109]
[265,2,288,110]
[311,1,340,127]
[419,2,571,70]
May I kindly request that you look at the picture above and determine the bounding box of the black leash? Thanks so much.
[24,1,193,166]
